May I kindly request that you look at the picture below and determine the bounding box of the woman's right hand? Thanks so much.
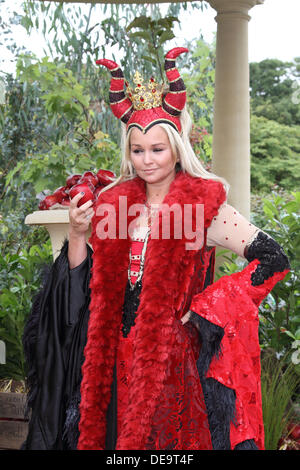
[68,192,95,269]
[69,192,95,238]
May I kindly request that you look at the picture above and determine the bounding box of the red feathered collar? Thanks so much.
[78,170,227,450]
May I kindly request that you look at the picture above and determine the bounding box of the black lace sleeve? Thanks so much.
[243,230,290,286]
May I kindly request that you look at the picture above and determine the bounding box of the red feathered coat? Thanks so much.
[77,170,290,450]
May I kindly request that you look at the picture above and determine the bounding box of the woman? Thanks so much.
[22,48,290,451]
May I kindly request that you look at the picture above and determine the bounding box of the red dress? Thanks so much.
[116,238,142,443]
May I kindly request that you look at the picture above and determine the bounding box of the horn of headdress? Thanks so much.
[96,59,134,124]
[162,47,188,118]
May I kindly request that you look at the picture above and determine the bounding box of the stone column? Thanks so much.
[207,0,264,219]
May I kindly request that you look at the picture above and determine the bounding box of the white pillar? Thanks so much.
[207,0,264,219]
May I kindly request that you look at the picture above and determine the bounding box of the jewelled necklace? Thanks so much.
[127,202,158,290]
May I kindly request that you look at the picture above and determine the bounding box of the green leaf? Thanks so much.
[283,330,296,339]
[126,16,149,32]
[156,17,179,27]
[158,30,175,45]
[10,286,21,294]
[263,206,274,220]
[263,199,279,217]
[292,192,300,204]
[295,329,300,340]
[284,201,299,214]
[141,55,157,65]
[4,161,24,189]
[129,31,152,41]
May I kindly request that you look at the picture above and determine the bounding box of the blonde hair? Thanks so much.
[98,106,230,197]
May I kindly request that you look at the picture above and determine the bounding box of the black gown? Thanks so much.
[22,240,92,450]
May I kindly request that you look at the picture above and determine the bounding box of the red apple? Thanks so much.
[66,174,82,188]
[77,177,96,192]
[53,185,69,203]
[81,171,99,187]
[61,197,71,207]
[38,199,47,210]
[40,194,60,210]
[69,183,94,207]
[96,169,115,186]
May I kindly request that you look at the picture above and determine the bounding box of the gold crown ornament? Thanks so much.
[125,72,165,111]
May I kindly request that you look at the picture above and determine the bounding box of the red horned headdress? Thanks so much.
[96,47,188,134]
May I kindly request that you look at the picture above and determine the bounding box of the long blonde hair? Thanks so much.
[99,107,230,197]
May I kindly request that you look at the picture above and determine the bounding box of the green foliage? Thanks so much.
[2,56,121,198]
[256,192,300,366]
[0,225,52,380]
[21,1,100,82]
[261,351,300,450]
[125,15,179,81]
[250,58,300,126]
[17,56,89,118]
[0,4,123,380]
[250,115,300,193]
[182,38,216,164]
[20,1,205,84]
[0,74,47,192]
[249,58,300,195]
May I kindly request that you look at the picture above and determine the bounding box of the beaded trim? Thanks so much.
[128,227,151,290]
[127,202,159,290]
